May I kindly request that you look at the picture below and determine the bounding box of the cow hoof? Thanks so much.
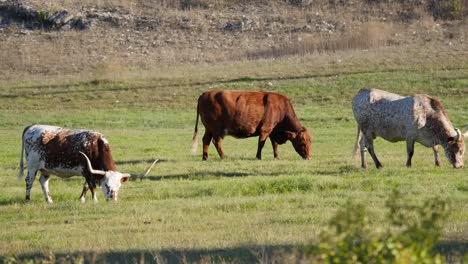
[80,197,86,203]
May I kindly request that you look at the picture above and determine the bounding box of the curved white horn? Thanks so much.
[455,128,462,142]
[130,159,159,178]
[79,151,106,176]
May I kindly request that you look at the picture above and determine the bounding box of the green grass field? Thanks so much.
[0,47,467,262]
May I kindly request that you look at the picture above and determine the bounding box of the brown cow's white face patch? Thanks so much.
[100,172,130,201]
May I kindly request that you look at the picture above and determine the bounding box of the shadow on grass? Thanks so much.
[115,159,170,165]
[4,241,467,263]
[2,244,300,263]
[434,240,468,262]
[143,171,282,181]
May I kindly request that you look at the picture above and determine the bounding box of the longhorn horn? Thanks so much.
[130,159,159,178]
[79,151,106,176]
[455,128,463,142]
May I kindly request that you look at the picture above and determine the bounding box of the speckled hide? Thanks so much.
[18,125,128,203]
[352,88,465,169]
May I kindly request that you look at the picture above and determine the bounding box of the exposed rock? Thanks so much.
[224,16,255,32]
[46,10,74,29]
[70,17,91,30]
[224,20,242,31]
[0,1,88,30]
[287,0,313,6]
[135,17,160,30]
[315,20,336,33]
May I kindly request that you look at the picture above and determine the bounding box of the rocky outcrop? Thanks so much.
[0,0,89,30]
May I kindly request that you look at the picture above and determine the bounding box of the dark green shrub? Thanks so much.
[306,189,449,263]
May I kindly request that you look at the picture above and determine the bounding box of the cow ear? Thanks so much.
[447,137,456,144]
[285,131,297,139]
[121,175,131,183]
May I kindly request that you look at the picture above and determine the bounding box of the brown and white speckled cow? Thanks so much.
[352,88,466,169]
[18,125,157,203]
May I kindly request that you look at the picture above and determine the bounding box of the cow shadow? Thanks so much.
[3,244,301,263]
[5,240,467,263]
[115,158,170,165]
[143,171,282,181]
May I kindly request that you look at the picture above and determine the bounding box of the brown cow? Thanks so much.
[191,90,311,160]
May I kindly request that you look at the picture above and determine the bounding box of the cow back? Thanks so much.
[198,90,301,138]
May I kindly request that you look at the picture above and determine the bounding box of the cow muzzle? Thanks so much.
[110,191,118,201]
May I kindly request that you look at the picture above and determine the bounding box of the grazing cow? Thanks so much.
[18,125,157,203]
[191,90,311,160]
[352,88,466,169]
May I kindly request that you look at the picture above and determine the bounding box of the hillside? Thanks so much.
[0,0,467,83]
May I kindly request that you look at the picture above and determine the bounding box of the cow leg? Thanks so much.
[406,139,415,168]
[90,183,98,202]
[432,145,441,166]
[202,132,213,161]
[79,181,89,203]
[364,135,383,169]
[270,137,279,160]
[213,136,224,160]
[256,134,269,160]
[25,169,38,201]
[39,174,53,204]
[359,136,368,169]
[85,178,98,202]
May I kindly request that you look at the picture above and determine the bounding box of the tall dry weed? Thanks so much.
[246,21,396,60]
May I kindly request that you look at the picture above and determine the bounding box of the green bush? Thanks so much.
[306,189,449,263]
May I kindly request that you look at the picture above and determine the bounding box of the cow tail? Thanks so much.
[191,99,200,155]
[18,126,30,180]
[352,124,362,161]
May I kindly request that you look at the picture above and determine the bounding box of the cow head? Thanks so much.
[285,127,311,160]
[445,128,466,169]
[80,152,130,200]
[80,152,158,201]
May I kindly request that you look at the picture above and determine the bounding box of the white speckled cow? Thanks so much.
[352,89,466,169]
[18,125,157,203]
